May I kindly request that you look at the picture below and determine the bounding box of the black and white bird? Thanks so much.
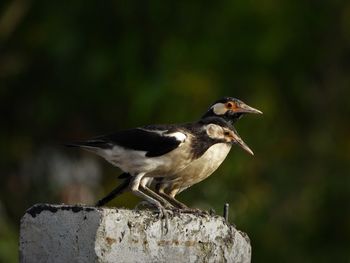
[201,97,262,124]
[152,98,261,209]
[67,116,252,215]
[95,97,262,209]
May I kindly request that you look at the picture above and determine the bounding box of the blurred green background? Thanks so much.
[1,0,350,262]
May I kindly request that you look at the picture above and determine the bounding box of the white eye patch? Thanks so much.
[205,124,224,139]
[212,103,227,115]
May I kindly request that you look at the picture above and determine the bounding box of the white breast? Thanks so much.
[162,143,232,194]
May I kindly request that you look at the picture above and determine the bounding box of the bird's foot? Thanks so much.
[178,207,202,214]
[209,208,216,216]
[155,206,173,235]
[167,207,183,217]
[134,202,172,234]
[134,201,154,210]
[176,208,215,217]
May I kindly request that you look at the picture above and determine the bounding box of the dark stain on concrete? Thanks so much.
[26,204,95,218]
[106,237,117,245]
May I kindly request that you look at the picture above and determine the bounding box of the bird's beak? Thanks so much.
[235,102,263,115]
[230,131,254,156]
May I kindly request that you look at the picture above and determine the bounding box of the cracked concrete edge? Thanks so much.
[20,204,251,263]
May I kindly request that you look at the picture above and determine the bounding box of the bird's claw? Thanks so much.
[209,208,216,216]
[155,206,173,235]
[134,201,154,210]
[178,207,202,214]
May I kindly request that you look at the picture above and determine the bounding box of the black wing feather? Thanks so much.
[68,128,183,157]
[104,128,182,157]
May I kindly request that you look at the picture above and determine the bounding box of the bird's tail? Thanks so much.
[64,140,110,149]
[95,175,131,207]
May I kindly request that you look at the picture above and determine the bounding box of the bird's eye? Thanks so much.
[224,131,230,136]
[226,102,233,108]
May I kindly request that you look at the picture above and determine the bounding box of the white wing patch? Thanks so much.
[139,128,186,142]
[140,128,168,135]
[166,132,187,142]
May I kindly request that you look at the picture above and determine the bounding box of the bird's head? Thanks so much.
[223,127,254,156]
[203,118,254,156]
[202,97,263,124]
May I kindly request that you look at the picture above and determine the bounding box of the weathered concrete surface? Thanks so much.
[20,204,251,263]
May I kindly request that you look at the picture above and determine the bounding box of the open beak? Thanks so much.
[235,102,263,115]
[230,130,254,156]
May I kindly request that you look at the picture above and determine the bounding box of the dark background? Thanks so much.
[1,0,350,262]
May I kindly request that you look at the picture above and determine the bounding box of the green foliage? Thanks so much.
[1,0,350,262]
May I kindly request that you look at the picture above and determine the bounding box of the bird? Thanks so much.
[153,98,261,209]
[66,116,253,215]
[153,125,253,210]
[95,97,262,208]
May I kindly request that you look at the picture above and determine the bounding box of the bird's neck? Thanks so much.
[201,111,237,125]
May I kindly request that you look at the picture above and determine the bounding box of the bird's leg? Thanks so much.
[156,186,205,214]
[95,177,131,207]
[157,190,188,210]
[155,184,191,211]
[95,175,172,208]
[130,173,169,234]
[140,181,175,210]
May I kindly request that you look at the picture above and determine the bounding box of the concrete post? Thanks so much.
[20,204,251,263]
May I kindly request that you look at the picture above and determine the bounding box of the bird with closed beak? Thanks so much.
[94,97,262,210]
[66,115,253,218]
[152,98,261,210]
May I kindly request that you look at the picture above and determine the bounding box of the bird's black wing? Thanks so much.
[105,128,184,157]
[67,126,185,157]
